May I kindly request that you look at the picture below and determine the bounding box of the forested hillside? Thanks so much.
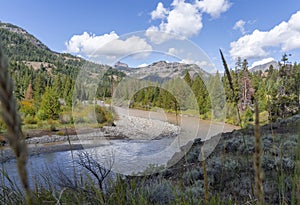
[0,22,123,131]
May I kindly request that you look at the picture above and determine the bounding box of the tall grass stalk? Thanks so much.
[219,49,241,125]
[219,49,254,196]
[0,46,32,204]
[254,100,264,204]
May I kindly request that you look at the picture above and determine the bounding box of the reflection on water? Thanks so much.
[1,109,238,186]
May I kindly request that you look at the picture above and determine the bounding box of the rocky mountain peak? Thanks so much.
[250,60,279,73]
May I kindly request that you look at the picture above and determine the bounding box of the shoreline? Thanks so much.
[1,113,180,162]
[0,108,242,163]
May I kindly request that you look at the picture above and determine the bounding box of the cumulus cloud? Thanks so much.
[146,0,203,44]
[230,10,300,59]
[151,2,169,20]
[233,19,246,34]
[145,26,179,44]
[195,0,232,18]
[146,0,231,44]
[137,63,148,68]
[65,32,152,59]
[251,57,275,68]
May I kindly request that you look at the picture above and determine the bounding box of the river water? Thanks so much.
[1,108,238,187]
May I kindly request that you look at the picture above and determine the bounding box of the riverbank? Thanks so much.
[0,111,181,162]
[161,114,300,204]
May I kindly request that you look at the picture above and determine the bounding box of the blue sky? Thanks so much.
[1,0,300,72]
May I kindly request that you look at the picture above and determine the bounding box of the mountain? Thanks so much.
[0,22,107,77]
[0,22,78,62]
[249,60,279,73]
[114,61,130,70]
[116,61,211,82]
[0,22,208,82]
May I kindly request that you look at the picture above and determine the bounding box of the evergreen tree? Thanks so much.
[52,73,63,98]
[33,73,46,102]
[37,87,61,120]
[192,75,210,115]
[235,57,242,70]
[63,76,73,107]
[209,71,225,119]
[183,70,192,87]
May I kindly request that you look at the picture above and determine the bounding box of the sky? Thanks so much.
[1,0,300,72]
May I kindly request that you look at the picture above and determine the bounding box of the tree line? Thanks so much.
[129,55,300,126]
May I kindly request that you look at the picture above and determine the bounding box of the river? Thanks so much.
[1,107,238,187]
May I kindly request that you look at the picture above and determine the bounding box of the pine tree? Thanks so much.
[209,71,225,119]
[63,76,73,107]
[37,87,61,120]
[52,73,63,98]
[183,69,192,87]
[192,75,210,115]
[33,73,46,102]
[235,57,242,71]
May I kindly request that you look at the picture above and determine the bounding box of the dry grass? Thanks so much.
[254,100,264,204]
[0,45,32,204]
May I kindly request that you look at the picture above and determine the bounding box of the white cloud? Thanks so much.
[65,32,152,59]
[151,2,169,20]
[180,58,212,67]
[195,0,232,18]
[146,0,203,44]
[233,19,246,34]
[230,10,300,59]
[251,57,275,68]
[168,47,183,56]
[146,0,231,44]
[137,63,148,68]
[145,26,179,44]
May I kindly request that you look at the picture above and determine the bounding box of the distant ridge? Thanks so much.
[115,60,211,82]
[250,60,279,72]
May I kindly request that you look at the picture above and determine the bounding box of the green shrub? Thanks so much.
[23,124,38,129]
[37,121,47,128]
[19,99,37,116]
[57,131,65,136]
[183,168,202,186]
[241,107,253,128]
[0,117,6,131]
[95,105,114,125]
[24,115,38,124]
[259,110,269,125]
[47,119,58,131]
[36,109,47,121]
[59,111,73,124]
[146,180,176,204]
